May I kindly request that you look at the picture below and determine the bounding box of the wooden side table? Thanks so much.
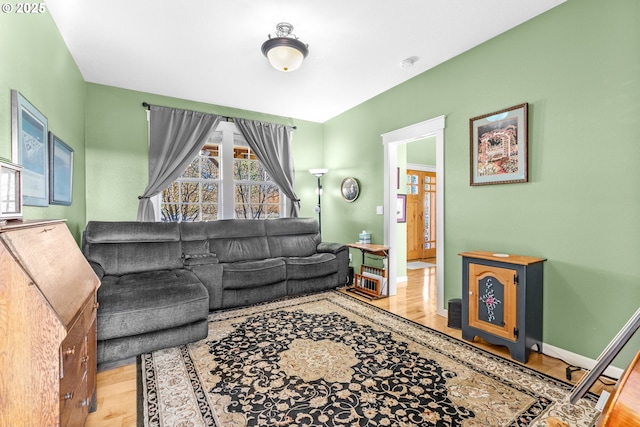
[346,243,390,299]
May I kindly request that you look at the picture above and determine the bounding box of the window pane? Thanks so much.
[202,204,218,221]
[180,204,200,222]
[202,156,219,179]
[265,204,280,218]
[181,158,200,178]
[180,182,199,203]
[161,182,179,203]
[248,184,260,204]
[161,204,179,222]
[235,183,250,204]
[250,160,260,177]
[234,204,251,219]
[201,182,218,203]
[234,146,249,159]
[261,184,280,204]
[160,183,180,222]
[234,159,250,180]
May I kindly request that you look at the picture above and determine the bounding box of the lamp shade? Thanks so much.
[309,168,328,177]
[262,37,308,72]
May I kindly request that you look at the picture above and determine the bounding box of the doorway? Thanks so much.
[406,169,436,261]
[382,115,446,317]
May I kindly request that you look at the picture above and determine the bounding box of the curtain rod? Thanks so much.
[141,102,296,129]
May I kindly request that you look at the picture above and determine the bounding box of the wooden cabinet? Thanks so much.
[0,220,100,427]
[459,251,545,363]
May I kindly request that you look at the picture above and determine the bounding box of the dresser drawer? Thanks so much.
[60,372,89,427]
[59,295,97,426]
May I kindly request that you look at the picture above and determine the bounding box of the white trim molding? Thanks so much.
[382,115,446,316]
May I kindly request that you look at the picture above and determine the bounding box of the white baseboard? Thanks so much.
[541,343,623,380]
[435,309,623,380]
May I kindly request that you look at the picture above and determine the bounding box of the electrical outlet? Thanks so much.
[376,206,383,215]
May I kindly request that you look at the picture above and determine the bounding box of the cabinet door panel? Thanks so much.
[468,263,517,341]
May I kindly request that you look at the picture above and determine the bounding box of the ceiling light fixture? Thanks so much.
[261,22,309,72]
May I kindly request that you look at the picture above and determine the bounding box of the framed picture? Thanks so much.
[469,103,528,186]
[48,132,74,205]
[11,90,49,206]
[0,158,23,220]
[396,194,406,223]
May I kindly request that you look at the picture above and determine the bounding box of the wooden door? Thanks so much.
[468,263,517,342]
[406,170,436,260]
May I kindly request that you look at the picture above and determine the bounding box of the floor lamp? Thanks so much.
[309,168,328,234]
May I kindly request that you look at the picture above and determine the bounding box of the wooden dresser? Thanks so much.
[0,220,100,427]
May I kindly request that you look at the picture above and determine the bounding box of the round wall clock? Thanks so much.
[341,177,360,202]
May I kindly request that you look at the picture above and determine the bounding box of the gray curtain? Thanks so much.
[137,105,221,221]
[235,118,300,217]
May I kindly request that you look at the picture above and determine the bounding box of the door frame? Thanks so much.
[382,115,446,317]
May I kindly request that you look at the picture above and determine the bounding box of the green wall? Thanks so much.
[323,0,640,367]
[407,137,436,167]
[0,8,87,240]
[85,84,324,222]
[4,0,638,369]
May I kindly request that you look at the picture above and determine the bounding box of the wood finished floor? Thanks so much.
[86,262,613,427]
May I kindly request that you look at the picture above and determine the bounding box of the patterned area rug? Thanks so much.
[138,291,600,427]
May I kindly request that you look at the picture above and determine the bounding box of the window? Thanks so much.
[233,146,281,219]
[160,144,219,222]
[157,122,283,222]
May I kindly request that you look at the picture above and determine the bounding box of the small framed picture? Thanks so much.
[470,103,528,186]
[49,132,74,205]
[0,159,23,220]
[396,194,406,223]
[11,90,49,206]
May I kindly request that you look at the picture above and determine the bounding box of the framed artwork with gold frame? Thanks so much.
[470,103,528,186]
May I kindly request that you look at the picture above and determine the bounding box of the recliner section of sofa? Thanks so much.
[82,218,349,368]
[82,222,210,367]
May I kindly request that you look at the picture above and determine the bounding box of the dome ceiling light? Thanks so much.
[261,22,309,72]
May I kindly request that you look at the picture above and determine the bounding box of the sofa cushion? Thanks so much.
[85,221,180,243]
[285,253,338,280]
[186,219,271,263]
[265,218,321,258]
[179,222,211,256]
[84,221,183,275]
[97,269,209,341]
[210,236,270,263]
[222,258,286,290]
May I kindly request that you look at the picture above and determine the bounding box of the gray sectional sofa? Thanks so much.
[82,218,349,368]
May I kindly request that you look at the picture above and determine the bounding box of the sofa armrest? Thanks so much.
[317,242,350,286]
[317,242,347,255]
[88,260,105,280]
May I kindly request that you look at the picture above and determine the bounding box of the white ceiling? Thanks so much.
[45,0,565,123]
